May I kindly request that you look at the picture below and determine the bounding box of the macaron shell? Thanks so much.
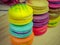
[49,8,60,13]
[48,22,58,27]
[33,7,49,14]
[9,16,33,25]
[8,4,33,19]
[10,32,34,45]
[49,16,60,23]
[48,16,60,27]
[26,0,48,8]
[33,17,49,23]
[49,14,59,20]
[9,22,33,32]
[33,13,49,23]
[33,20,48,28]
[26,0,49,14]
[9,30,32,38]
[33,25,47,36]
[49,4,60,8]
[48,0,60,2]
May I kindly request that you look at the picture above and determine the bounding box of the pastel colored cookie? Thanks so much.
[49,14,59,19]
[33,25,47,36]
[10,32,34,45]
[48,0,60,2]
[48,16,60,27]
[8,4,33,20]
[49,4,60,8]
[33,17,49,23]
[26,0,49,14]
[9,22,33,38]
[49,16,60,23]
[33,20,48,28]
[49,8,60,13]
[48,22,58,27]
[9,16,33,25]
[33,13,49,23]
[10,29,32,38]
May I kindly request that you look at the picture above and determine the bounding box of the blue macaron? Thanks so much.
[9,22,33,38]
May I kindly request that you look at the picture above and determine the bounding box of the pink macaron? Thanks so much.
[48,0,60,2]
[48,0,60,8]
[33,25,48,36]
[49,3,60,8]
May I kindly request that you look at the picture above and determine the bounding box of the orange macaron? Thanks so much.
[10,32,34,45]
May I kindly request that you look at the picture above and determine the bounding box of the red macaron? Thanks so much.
[33,25,48,36]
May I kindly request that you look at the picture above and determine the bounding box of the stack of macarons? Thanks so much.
[8,3,34,45]
[48,0,60,27]
[26,0,49,36]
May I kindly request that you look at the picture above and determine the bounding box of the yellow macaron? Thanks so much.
[9,16,33,25]
[8,3,33,25]
[49,16,60,23]
[26,0,49,14]
[48,16,60,27]
[8,3,33,20]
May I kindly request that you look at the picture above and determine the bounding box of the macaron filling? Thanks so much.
[49,1,60,4]
[11,30,31,34]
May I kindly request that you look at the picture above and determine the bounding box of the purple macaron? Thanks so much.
[33,20,49,28]
[33,13,49,23]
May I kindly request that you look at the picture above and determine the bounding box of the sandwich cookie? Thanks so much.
[33,20,48,28]
[48,16,60,27]
[49,13,59,19]
[9,22,33,38]
[48,0,60,2]
[48,0,60,8]
[33,13,49,23]
[26,0,49,14]
[49,3,60,8]
[33,25,47,36]
[10,32,34,45]
[8,3,33,25]
[49,8,60,13]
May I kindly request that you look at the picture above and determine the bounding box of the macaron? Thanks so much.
[48,0,60,8]
[48,0,60,2]
[49,8,60,13]
[9,22,33,38]
[26,0,49,14]
[33,24,47,36]
[33,13,49,23]
[10,32,34,45]
[9,16,33,25]
[49,14,59,20]
[48,22,58,27]
[48,16,60,27]
[8,3,33,25]
[49,4,60,8]
[33,20,48,28]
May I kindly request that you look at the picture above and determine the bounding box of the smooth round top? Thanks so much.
[9,22,33,32]
[27,0,48,9]
[8,3,33,19]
